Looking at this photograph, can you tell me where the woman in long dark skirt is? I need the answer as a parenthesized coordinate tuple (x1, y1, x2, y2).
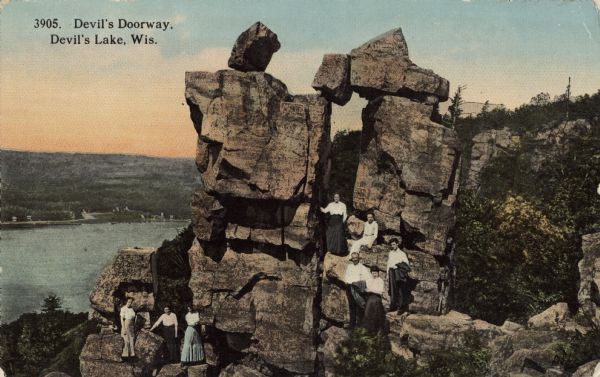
(363, 266, 386, 334)
(320, 193, 348, 255)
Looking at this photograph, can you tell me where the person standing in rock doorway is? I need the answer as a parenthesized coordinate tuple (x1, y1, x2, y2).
(343, 252, 371, 328)
(350, 212, 379, 253)
(181, 305, 204, 366)
(387, 238, 411, 313)
(150, 306, 179, 362)
(120, 297, 136, 362)
(362, 266, 386, 334)
(320, 193, 348, 255)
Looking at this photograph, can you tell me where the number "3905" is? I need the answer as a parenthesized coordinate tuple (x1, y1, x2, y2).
(34, 19, 59, 28)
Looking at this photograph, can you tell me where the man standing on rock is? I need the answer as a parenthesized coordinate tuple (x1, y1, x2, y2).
(120, 297, 136, 362)
(350, 213, 378, 253)
(320, 193, 348, 256)
(387, 238, 411, 313)
(150, 306, 179, 362)
(344, 252, 371, 328)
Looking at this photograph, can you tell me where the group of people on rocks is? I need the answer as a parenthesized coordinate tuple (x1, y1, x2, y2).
(119, 298, 205, 366)
(320, 194, 411, 333)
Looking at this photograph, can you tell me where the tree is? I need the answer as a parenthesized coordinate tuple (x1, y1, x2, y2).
(447, 85, 466, 128)
(529, 92, 551, 106)
(42, 294, 62, 313)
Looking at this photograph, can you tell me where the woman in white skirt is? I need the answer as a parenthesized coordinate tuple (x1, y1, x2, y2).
(181, 305, 204, 366)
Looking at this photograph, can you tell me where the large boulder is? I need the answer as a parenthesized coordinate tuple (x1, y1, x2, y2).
(228, 22, 280, 72)
(353, 96, 460, 256)
(312, 53, 352, 105)
(578, 232, 600, 326)
(89, 247, 156, 322)
(527, 303, 571, 331)
(349, 28, 448, 101)
(79, 330, 164, 377)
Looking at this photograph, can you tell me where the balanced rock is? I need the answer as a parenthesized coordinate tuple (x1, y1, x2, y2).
(578, 232, 600, 325)
(350, 28, 449, 100)
(312, 54, 352, 105)
(228, 22, 280, 72)
(353, 96, 460, 255)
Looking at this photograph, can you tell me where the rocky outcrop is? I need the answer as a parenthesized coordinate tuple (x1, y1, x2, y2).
(228, 22, 280, 72)
(79, 330, 164, 377)
(388, 310, 579, 377)
(530, 119, 592, 169)
(88, 247, 156, 327)
(464, 127, 516, 191)
(578, 232, 600, 326)
(312, 54, 352, 105)
(349, 28, 449, 101)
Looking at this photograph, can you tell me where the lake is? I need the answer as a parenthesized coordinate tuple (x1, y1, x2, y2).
(0, 222, 188, 323)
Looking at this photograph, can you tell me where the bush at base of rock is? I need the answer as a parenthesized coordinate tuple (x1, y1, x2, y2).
(332, 328, 491, 377)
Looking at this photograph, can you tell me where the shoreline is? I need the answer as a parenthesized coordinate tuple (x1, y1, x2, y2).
(1, 219, 190, 229)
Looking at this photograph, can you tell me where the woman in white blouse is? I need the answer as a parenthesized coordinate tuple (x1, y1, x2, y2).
(320, 193, 348, 255)
(350, 212, 378, 253)
(150, 306, 179, 362)
(181, 305, 204, 365)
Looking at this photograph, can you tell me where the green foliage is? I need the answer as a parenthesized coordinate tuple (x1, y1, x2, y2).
(423, 330, 491, 377)
(0, 294, 91, 377)
(328, 130, 361, 210)
(333, 328, 422, 377)
(446, 85, 466, 128)
(552, 323, 600, 372)
(452, 93, 600, 324)
(333, 328, 491, 377)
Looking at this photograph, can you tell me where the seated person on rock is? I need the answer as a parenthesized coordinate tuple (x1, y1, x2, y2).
(387, 237, 411, 314)
(320, 193, 348, 256)
(363, 266, 386, 334)
(343, 252, 371, 328)
(350, 212, 378, 253)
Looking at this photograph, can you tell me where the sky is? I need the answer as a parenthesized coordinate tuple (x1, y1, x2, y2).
(1, 0, 600, 157)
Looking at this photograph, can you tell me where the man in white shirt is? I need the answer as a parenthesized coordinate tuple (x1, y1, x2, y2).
(344, 252, 370, 328)
(120, 297, 136, 361)
(150, 306, 179, 362)
(320, 193, 348, 255)
(350, 213, 378, 253)
(387, 238, 411, 313)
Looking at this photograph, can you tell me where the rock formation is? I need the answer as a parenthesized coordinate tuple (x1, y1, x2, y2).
(228, 22, 281, 72)
(313, 27, 459, 329)
(185, 22, 329, 376)
(81, 24, 464, 377)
